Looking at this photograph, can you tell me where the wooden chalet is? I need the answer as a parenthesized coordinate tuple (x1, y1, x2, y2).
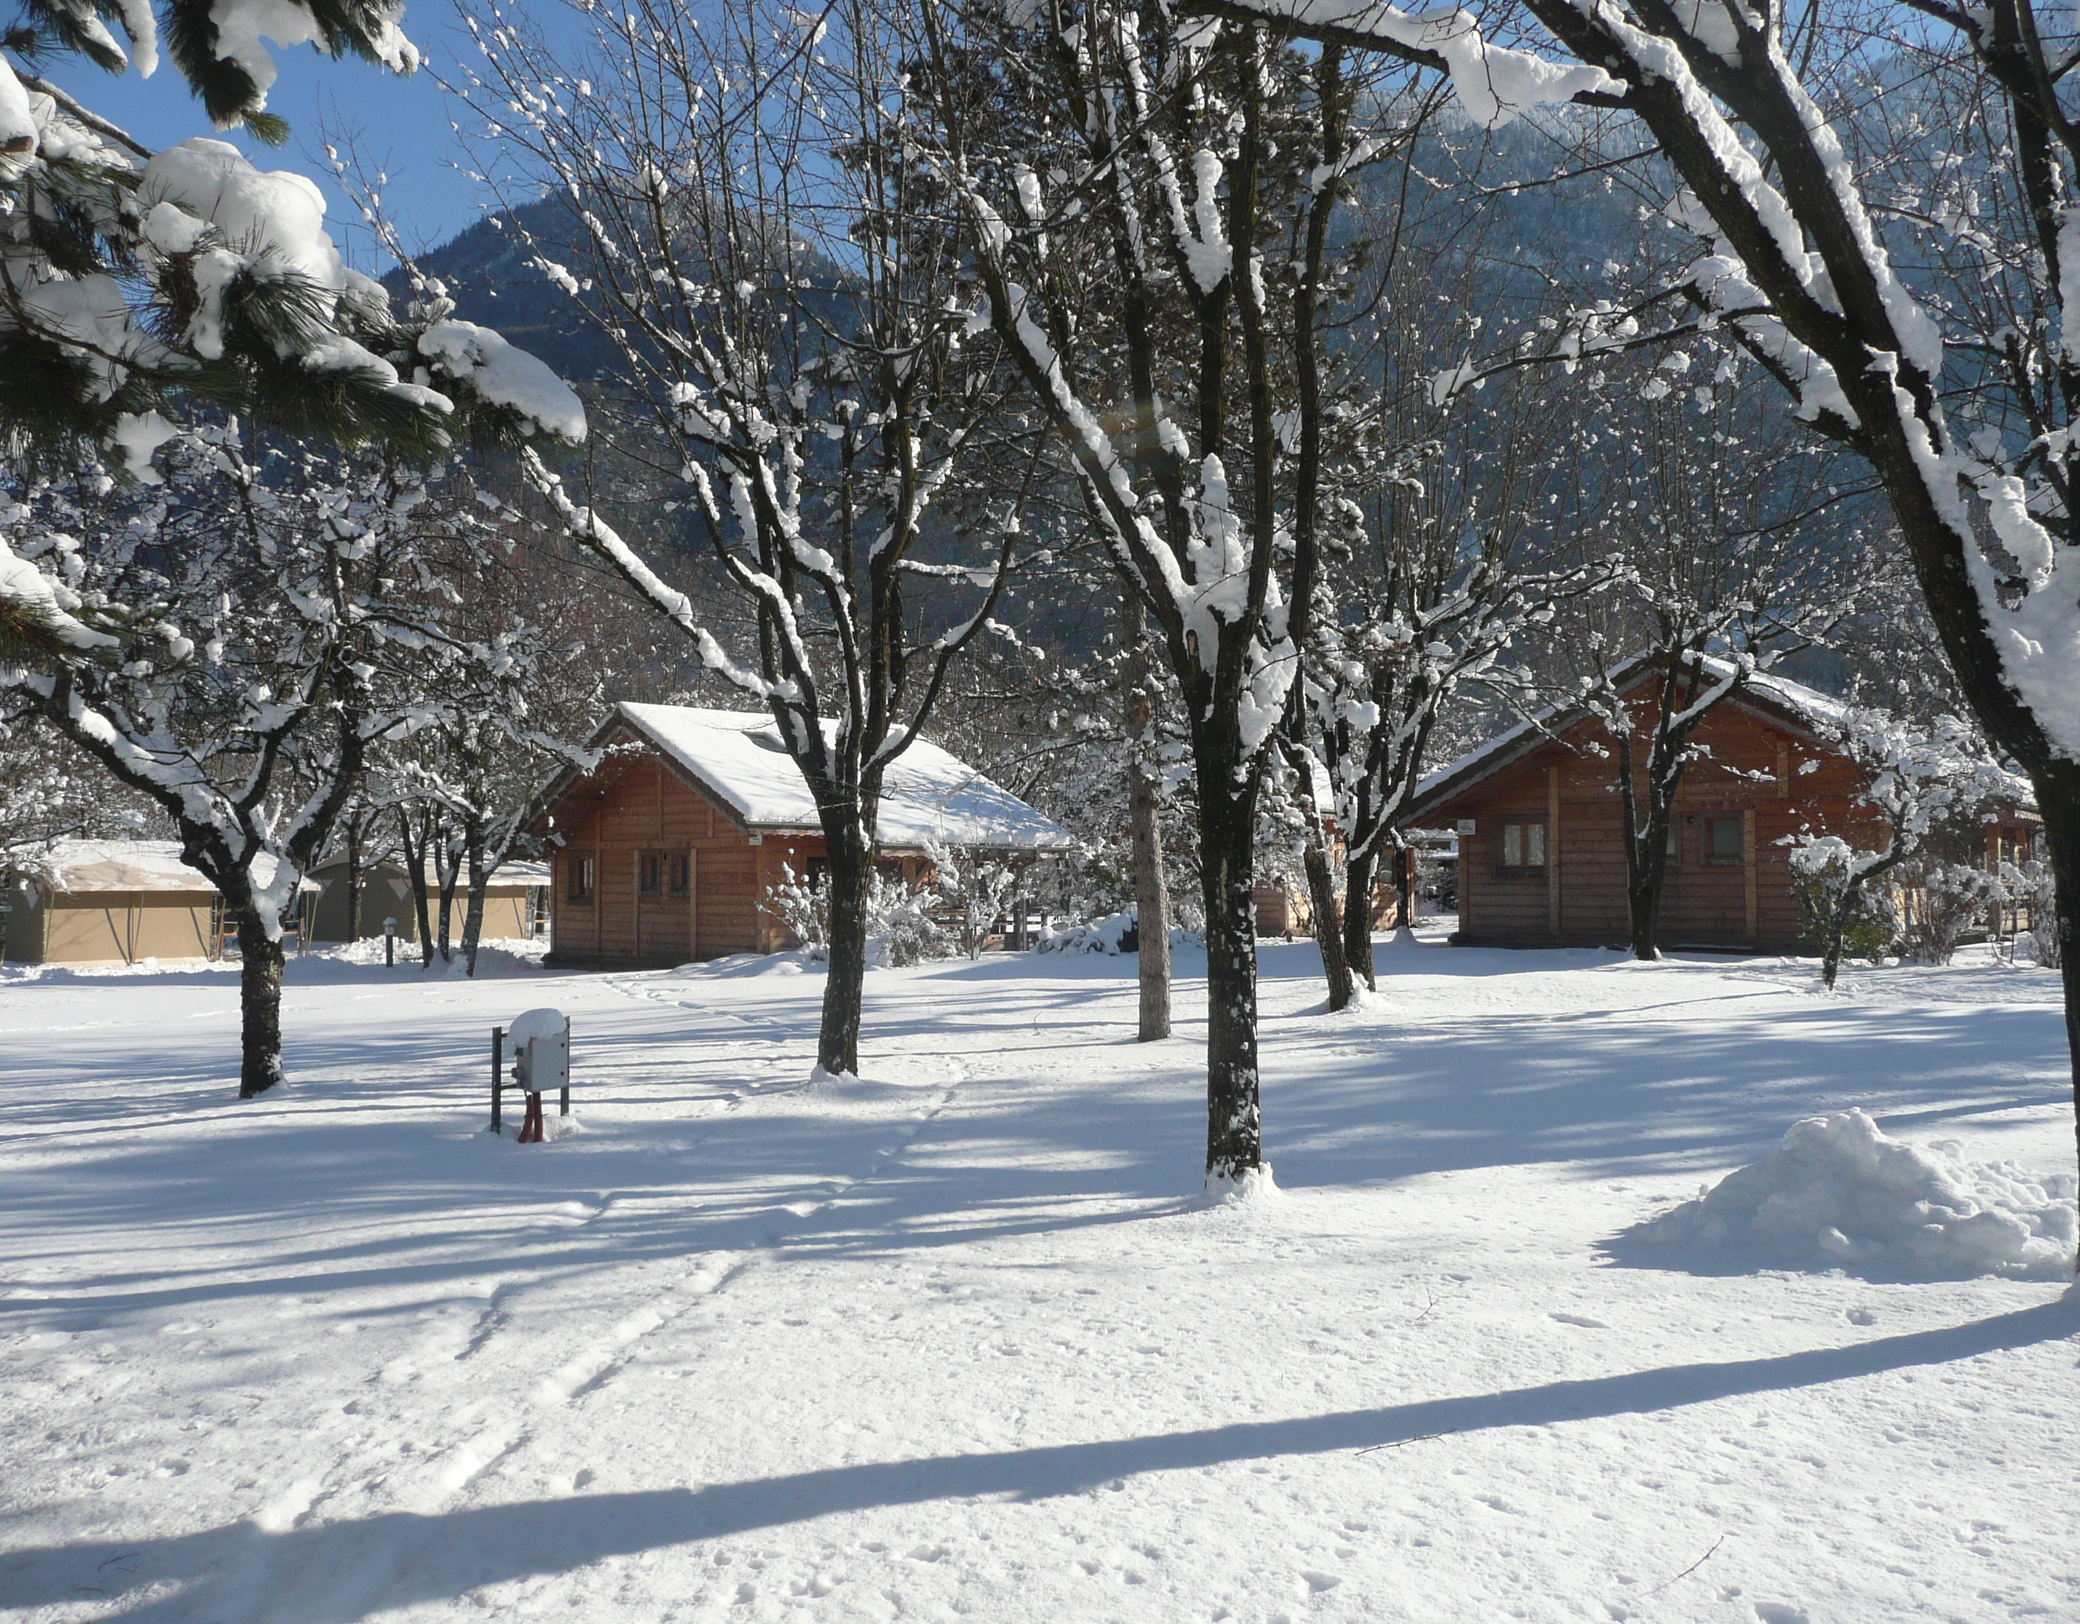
(1403, 660, 2039, 953)
(538, 704, 1075, 968)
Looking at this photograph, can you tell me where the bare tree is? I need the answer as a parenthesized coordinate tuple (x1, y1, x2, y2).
(5, 435, 538, 1092)
(1788, 707, 2017, 989)
(918, 6, 1427, 1186)
(458, 0, 1021, 1075)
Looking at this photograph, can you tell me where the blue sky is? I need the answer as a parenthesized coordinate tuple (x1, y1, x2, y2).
(68, 21, 506, 271)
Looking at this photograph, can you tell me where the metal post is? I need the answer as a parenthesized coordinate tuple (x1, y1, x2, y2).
(490, 1026, 504, 1134)
(385, 915, 396, 968)
(559, 1015, 571, 1117)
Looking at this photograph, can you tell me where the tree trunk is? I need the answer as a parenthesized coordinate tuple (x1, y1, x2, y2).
(398, 810, 436, 968)
(1627, 870, 1664, 963)
(1122, 589, 1171, 1041)
(234, 908, 286, 1098)
(1394, 843, 1417, 935)
(460, 825, 489, 978)
(1197, 755, 1263, 1183)
(2036, 769, 2080, 1196)
(1302, 837, 1351, 1009)
(1625, 809, 1672, 962)
(1821, 895, 1849, 991)
(434, 837, 461, 965)
(345, 820, 363, 941)
(819, 816, 871, 1076)
(1342, 846, 1377, 991)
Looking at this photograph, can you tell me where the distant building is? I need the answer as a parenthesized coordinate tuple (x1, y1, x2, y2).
(0, 840, 317, 966)
(536, 704, 1076, 968)
(303, 858, 550, 945)
(1402, 663, 2039, 953)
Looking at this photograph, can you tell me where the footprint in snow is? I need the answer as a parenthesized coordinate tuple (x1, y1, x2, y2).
(1301, 1571, 1342, 1593)
(1753, 1607, 1809, 1624)
(1550, 1312, 1609, 1329)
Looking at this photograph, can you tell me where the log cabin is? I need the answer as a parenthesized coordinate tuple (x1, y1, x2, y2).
(1403, 660, 2039, 953)
(537, 703, 1075, 968)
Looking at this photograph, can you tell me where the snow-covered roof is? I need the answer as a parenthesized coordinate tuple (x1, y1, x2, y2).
(610, 704, 1076, 853)
(7, 839, 320, 896)
(1405, 653, 1860, 825)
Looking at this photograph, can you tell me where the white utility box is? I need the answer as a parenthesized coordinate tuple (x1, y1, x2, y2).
(508, 1007, 570, 1096)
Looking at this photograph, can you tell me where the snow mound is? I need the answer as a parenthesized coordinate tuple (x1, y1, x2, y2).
(1034, 909, 1194, 956)
(1202, 1162, 1281, 1207)
(1639, 1110, 2077, 1280)
(1038, 907, 1136, 955)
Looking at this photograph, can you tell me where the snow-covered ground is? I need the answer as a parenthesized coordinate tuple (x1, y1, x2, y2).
(1, 930, 2075, 1623)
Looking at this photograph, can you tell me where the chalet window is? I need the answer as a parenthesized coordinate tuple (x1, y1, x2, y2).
(668, 853, 690, 895)
(1703, 815, 1744, 866)
(638, 851, 663, 896)
(1665, 821, 1680, 862)
(567, 851, 596, 904)
(1498, 818, 1547, 874)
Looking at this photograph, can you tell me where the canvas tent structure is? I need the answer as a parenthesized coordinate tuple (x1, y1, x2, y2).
(0, 840, 320, 966)
(538, 704, 1077, 968)
(304, 858, 551, 946)
(1403, 658, 2039, 953)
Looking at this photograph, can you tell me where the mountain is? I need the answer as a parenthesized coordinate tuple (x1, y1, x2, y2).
(383, 196, 623, 386)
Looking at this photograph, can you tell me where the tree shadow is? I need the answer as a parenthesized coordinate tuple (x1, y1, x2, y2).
(6, 1295, 2072, 1621)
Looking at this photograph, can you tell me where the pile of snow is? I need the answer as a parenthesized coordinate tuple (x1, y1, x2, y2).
(1638, 1109, 2077, 1280)
(1038, 907, 1136, 955)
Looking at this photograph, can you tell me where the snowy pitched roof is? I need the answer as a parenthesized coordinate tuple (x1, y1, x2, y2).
(7, 839, 320, 896)
(1404, 653, 1859, 826)
(608, 704, 1076, 853)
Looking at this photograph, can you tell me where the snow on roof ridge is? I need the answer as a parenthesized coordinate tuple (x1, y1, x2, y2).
(609, 701, 1076, 851)
(7, 838, 320, 895)
(1409, 652, 1854, 818)
(13, 838, 202, 887)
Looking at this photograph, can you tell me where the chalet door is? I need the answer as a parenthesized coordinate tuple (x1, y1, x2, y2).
(635, 849, 694, 962)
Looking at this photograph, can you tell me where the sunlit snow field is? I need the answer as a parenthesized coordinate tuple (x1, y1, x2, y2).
(1, 928, 2074, 1623)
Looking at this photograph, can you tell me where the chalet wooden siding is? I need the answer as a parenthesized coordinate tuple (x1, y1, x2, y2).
(1410, 674, 2030, 954)
(547, 745, 794, 967)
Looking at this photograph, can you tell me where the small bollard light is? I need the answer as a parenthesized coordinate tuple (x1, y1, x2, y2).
(384, 915, 397, 967)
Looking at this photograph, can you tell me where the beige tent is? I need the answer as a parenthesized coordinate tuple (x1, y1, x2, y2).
(1, 841, 318, 966)
(304, 857, 550, 945)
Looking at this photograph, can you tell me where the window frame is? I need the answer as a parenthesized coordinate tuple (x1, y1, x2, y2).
(1701, 814, 1745, 867)
(668, 852, 690, 896)
(1496, 816, 1549, 877)
(638, 850, 664, 897)
(566, 850, 596, 905)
